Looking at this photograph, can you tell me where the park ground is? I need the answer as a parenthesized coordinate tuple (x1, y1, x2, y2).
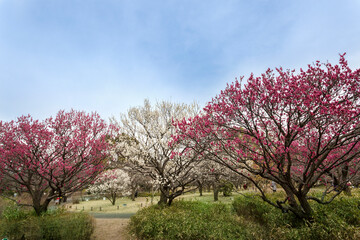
(65, 191, 242, 239)
(91, 218, 130, 240)
(2, 188, 359, 239)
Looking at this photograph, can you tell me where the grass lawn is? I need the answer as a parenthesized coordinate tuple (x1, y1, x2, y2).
(63, 187, 360, 215)
(64, 190, 247, 214)
(66, 195, 159, 214)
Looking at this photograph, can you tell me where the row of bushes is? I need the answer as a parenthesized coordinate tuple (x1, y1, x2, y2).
(0, 204, 94, 240)
(129, 193, 360, 240)
(129, 201, 249, 240)
(232, 194, 360, 240)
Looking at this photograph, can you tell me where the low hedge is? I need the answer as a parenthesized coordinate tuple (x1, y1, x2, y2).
(129, 201, 250, 240)
(232, 194, 360, 240)
(136, 192, 161, 197)
(130, 193, 360, 240)
(0, 205, 94, 240)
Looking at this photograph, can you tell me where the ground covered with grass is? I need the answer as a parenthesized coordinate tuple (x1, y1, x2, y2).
(67, 191, 237, 214)
(129, 191, 360, 240)
(67, 195, 161, 214)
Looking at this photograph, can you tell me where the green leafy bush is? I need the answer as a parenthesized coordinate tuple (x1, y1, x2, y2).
(0, 217, 41, 240)
(137, 192, 161, 197)
(130, 192, 360, 240)
(232, 194, 271, 225)
(39, 212, 94, 240)
(0, 206, 94, 240)
(129, 200, 250, 240)
(219, 181, 234, 197)
(312, 196, 360, 226)
(1, 202, 32, 221)
(233, 194, 360, 240)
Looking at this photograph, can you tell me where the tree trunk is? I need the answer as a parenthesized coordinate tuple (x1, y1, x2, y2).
(158, 187, 169, 205)
(297, 194, 314, 221)
(341, 165, 352, 196)
(213, 183, 219, 201)
(168, 197, 174, 206)
(33, 197, 52, 216)
(131, 189, 136, 201)
(109, 192, 116, 205)
(112, 194, 116, 205)
(198, 181, 203, 196)
(159, 192, 168, 205)
(283, 187, 314, 221)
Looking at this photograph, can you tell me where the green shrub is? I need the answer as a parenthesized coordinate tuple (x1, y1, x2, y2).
(219, 181, 234, 197)
(0, 198, 8, 216)
(137, 192, 161, 197)
(0, 216, 41, 240)
(130, 195, 360, 240)
(233, 193, 360, 240)
(39, 212, 94, 240)
(232, 194, 267, 224)
(1, 202, 32, 221)
(129, 201, 251, 240)
(313, 196, 360, 226)
(0, 206, 94, 240)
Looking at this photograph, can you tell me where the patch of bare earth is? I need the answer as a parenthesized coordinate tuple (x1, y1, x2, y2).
(91, 218, 132, 240)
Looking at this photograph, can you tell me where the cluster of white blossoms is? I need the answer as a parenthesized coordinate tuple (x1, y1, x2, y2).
(110, 100, 201, 204)
(88, 169, 131, 197)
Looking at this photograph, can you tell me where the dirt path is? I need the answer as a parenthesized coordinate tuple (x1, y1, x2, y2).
(91, 218, 132, 240)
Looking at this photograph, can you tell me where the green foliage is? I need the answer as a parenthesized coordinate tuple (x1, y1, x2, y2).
(129, 200, 251, 240)
(312, 196, 360, 226)
(0, 206, 94, 240)
(0, 217, 41, 240)
(232, 194, 360, 240)
(219, 181, 234, 197)
(130, 191, 360, 240)
(1, 202, 32, 221)
(233, 194, 274, 225)
(0, 198, 9, 216)
(39, 212, 94, 240)
(137, 192, 161, 197)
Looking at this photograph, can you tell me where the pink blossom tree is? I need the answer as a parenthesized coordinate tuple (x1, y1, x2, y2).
(0, 110, 115, 215)
(175, 55, 360, 220)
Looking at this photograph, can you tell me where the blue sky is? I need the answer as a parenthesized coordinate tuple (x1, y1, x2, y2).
(1, 0, 360, 121)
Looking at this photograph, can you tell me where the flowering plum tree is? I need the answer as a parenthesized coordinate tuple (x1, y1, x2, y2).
(104, 135, 153, 201)
(112, 99, 201, 205)
(0, 110, 115, 215)
(175, 55, 360, 219)
(88, 169, 131, 205)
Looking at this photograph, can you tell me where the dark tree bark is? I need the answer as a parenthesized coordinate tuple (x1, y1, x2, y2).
(213, 183, 219, 202)
(198, 180, 203, 196)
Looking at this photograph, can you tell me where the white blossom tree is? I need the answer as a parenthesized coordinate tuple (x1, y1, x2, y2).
(88, 169, 131, 205)
(111, 99, 201, 205)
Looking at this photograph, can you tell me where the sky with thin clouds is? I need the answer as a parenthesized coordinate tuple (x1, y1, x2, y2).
(0, 0, 360, 121)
